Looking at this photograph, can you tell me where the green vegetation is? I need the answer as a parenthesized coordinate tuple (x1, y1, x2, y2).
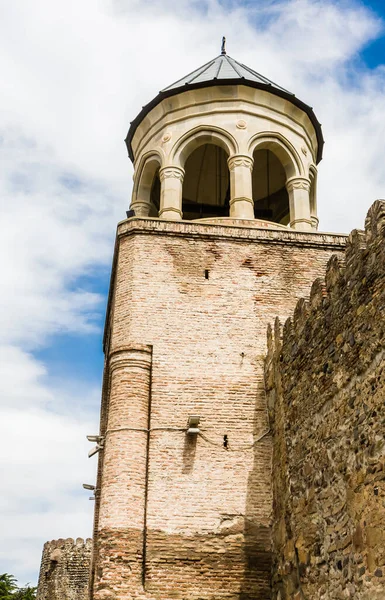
(0, 574, 36, 599)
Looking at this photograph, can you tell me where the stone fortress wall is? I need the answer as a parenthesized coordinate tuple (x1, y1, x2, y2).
(36, 537, 91, 600)
(265, 200, 385, 600)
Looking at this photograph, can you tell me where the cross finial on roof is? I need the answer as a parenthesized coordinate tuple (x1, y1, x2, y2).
(221, 36, 226, 55)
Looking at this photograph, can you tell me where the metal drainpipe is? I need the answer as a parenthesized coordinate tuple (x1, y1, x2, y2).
(142, 345, 154, 589)
(89, 351, 110, 600)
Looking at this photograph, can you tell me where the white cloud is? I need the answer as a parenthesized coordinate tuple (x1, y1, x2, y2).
(1, 0, 385, 586)
(0, 346, 99, 584)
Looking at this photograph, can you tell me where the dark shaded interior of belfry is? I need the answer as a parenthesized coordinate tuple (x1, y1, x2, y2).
(149, 143, 290, 224)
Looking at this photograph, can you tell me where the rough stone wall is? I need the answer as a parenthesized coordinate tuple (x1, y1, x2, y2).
(36, 537, 92, 600)
(91, 218, 346, 600)
(265, 200, 385, 600)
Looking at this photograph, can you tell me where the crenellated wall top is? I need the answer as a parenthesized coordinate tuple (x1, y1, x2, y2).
(265, 199, 385, 408)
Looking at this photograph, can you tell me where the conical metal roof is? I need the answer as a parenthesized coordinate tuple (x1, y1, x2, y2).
(162, 53, 293, 97)
(126, 48, 323, 164)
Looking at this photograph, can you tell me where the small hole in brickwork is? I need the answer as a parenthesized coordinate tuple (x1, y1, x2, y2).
(204, 269, 209, 279)
(337, 560, 343, 571)
(223, 435, 228, 449)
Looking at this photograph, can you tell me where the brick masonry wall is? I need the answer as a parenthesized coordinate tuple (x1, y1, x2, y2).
(265, 201, 385, 600)
(36, 537, 92, 600)
(92, 219, 346, 600)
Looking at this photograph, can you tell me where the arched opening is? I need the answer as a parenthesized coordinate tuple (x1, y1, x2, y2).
(182, 144, 230, 220)
(149, 169, 160, 217)
(309, 167, 318, 229)
(252, 149, 290, 225)
(132, 156, 161, 217)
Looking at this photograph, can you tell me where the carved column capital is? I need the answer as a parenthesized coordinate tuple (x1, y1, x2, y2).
(129, 201, 151, 217)
(227, 155, 254, 172)
(228, 155, 254, 219)
(286, 177, 311, 193)
(159, 166, 185, 182)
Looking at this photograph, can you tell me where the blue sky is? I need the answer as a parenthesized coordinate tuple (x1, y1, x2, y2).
(35, 270, 109, 384)
(1, 0, 385, 587)
(38, 0, 385, 436)
(361, 1, 385, 65)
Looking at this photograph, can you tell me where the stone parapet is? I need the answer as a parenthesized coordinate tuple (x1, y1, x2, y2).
(116, 216, 347, 247)
(265, 200, 385, 599)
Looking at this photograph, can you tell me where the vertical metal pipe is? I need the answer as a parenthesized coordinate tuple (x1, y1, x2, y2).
(142, 346, 153, 589)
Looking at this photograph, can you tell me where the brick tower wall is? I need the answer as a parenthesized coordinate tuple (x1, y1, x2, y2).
(92, 219, 347, 600)
(265, 201, 385, 600)
(36, 537, 91, 600)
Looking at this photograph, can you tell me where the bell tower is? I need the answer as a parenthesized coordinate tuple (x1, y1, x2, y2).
(90, 44, 346, 600)
(127, 39, 321, 230)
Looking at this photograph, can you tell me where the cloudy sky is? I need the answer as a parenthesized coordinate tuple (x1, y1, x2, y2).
(1, 0, 385, 586)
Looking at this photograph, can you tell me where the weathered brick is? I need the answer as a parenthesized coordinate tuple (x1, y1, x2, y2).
(90, 218, 345, 599)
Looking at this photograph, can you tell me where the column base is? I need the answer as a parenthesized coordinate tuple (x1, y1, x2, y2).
(230, 197, 255, 219)
(290, 218, 313, 231)
(158, 207, 183, 220)
(311, 215, 319, 230)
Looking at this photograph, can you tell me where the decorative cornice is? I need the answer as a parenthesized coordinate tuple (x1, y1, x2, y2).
(159, 166, 185, 182)
(228, 155, 254, 172)
(286, 177, 311, 193)
(126, 79, 324, 165)
(117, 218, 347, 247)
(134, 102, 315, 167)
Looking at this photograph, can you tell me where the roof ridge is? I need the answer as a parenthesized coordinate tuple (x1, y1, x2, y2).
(188, 59, 217, 85)
(236, 60, 293, 95)
(163, 53, 294, 97)
(214, 56, 224, 78)
(225, 55, 245, 79)
(162, 57, 219, 91)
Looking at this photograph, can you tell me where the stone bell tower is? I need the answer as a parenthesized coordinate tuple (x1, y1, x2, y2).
(89, 42, 347, 600)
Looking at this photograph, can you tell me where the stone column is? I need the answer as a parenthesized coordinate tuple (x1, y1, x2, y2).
(94, 345, 152, 600)
(228, 155, 255, 219)
(159, 166, 184, 220)
(286, 177, 312, 231)
(309, 172, 319, 230)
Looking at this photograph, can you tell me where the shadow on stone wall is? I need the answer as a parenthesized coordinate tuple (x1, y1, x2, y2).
(240, 377, 273, 600)
(182, 433, 198, 474)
